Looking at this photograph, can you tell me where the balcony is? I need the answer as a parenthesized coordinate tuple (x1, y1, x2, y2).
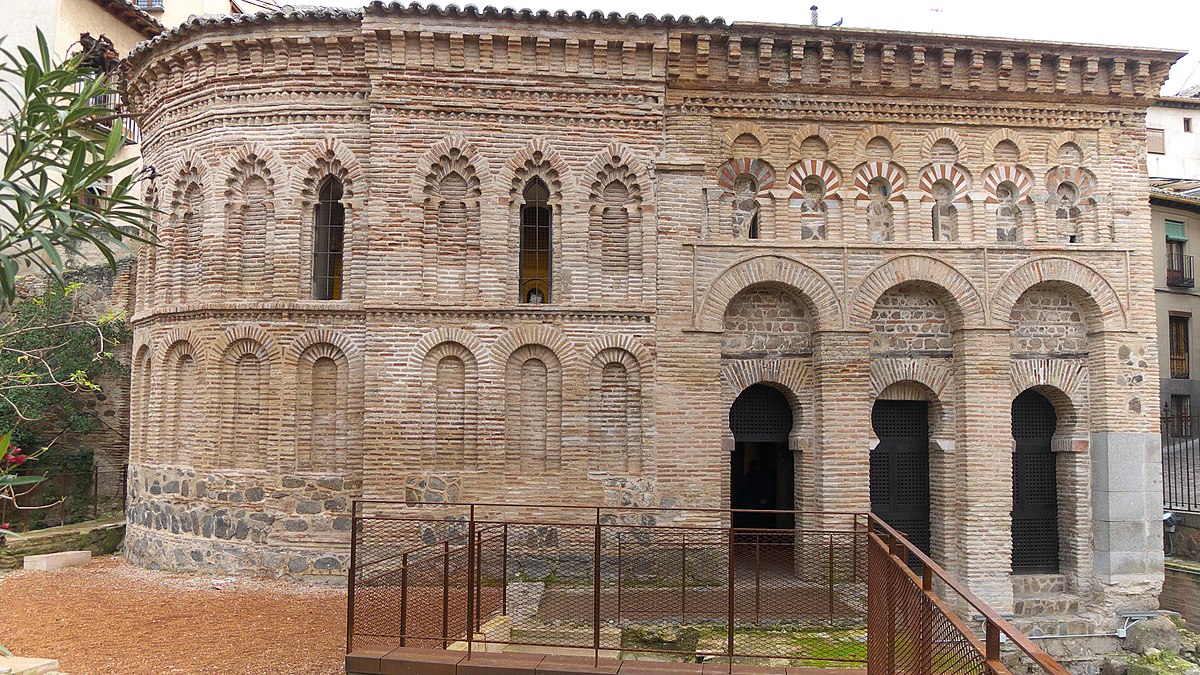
(1168, 251, 1195, 288)
(345, 501, 1069, 675)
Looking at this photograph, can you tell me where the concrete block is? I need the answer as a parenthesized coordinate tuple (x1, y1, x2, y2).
(23, 550, 91, 571)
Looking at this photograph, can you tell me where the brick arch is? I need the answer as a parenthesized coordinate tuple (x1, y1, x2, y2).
(169, 149, 213, 194)
(491, 324, 576, 369)
(213, 324, 281, 364)
(869, 361, 953, 401)
(723, 121, 769, 156)
(411, 327, 488, 370)
(1010, 375, 1087, 437)
(983, 128, 1031, 165)
(501, 138, 573, 202)
(789, 124, 833, 157)
(852, 161, 907, 201)
(721, 360, 813, 427)
(290, 329, 362, 364)
(850, 255, 985, 330)
(854, 124, 901, 159)
(918, 163, 972, 202)
(219, 143, 288, 201)
(580, 334, 652, 373)
(920, 127, 968, 164)
(1045, 131, 1096, 166)
(581, 142, 648, 204)
(992, 257, 1126, 331)
(294, 137, 365, 203)
(1045, 166, 1098, 200)
(872, 377, 954, 440)
(411, 134, 493, 204)
(696, 255, 841, 332)
(983, 165, 1035, 204)
(716, 158, 776, 196)
(787, 160, 842, 198)
(154, 328, 204, 362)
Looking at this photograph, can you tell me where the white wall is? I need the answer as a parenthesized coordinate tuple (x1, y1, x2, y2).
(1149, 104, 1200, 180)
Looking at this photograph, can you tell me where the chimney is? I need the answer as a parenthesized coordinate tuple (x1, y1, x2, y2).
(810, 5, 819, 27)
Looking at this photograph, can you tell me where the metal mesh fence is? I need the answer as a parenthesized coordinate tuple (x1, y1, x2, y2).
(347, 503, 1066, 674)
(867, 532, 993, 674)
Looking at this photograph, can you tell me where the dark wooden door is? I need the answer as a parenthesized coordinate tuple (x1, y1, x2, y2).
(1011, 390, 1059, 573)
(870, 400, 931, 555)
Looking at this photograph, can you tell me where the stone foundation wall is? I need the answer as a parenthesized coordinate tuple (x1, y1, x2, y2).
(123, 465, 356, 578)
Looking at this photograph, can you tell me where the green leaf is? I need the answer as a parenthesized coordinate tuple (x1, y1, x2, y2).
(0, 474, 45, 487)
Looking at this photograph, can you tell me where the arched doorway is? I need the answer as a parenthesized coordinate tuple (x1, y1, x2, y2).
(870, 400, 931, 555)
(729, 384, 794, 530)
(1011, 389, 1059, 574)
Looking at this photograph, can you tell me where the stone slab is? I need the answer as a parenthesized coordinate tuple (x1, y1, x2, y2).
(458, 652, 546, 674)
(345, 646, 393, 674)
(535, 655, 622, 674)
(23, 550, 91, 571)
(0, 656, 61, 675)
(380, 647, 464, 675)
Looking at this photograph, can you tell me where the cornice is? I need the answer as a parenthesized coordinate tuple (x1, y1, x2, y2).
(133, 303, 656, 326)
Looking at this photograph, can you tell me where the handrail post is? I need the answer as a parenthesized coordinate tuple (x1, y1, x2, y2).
(593, 507, 602, 667)
(727, 520, 735, 672)
(466, 505, 476, 658)
(827, 532, 835, 625)
(680, 531, 687, 625)
(399, 552, 408, 647)
(985, 618, 1002, 664)
(754, 531, 761, 623)
(442, 539, 450, 646)
(92, 465, 99, 520)
(502, 523, 509, 617)
(345, 500, 358, 654)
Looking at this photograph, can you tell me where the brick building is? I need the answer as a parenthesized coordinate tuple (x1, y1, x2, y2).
(123, 3, 1180, 633)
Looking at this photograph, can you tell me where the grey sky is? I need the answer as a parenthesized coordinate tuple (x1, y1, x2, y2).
(301, 0, 1200, 95)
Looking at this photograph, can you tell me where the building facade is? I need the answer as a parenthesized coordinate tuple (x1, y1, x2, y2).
(1150, 97, 1200, 418)
(124, 5, 1179, 633)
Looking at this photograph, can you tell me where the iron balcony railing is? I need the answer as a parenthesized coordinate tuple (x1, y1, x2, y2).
(1168, 251, 1195, 288)
(345, 500, 1069, 674)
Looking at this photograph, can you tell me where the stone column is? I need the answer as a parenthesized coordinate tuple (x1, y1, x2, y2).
(1089, 330, 1164, 595)
(953, 328, 1014, 613)
(812, 329, 872, 522)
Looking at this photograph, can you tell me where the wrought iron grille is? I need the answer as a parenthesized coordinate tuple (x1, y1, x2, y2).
(1011, 390, 1059, 573)
(1163, 409, 1200, 512)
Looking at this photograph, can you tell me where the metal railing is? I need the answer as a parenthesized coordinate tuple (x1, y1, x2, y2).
(0, 465, 127, 533)
(866, 514, 1068, 675)
(346, 501, 1067, 673)
(1164, 412, 1200, 512)
(1168, 252, 1195, 288)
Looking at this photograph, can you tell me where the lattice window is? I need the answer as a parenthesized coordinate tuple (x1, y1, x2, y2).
(519, 179, 552, 304)
(729, 384, 793, 442)
(313, 176, 346, 300)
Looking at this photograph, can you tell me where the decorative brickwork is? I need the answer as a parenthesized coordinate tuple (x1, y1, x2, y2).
(121, 5, 1179, 641)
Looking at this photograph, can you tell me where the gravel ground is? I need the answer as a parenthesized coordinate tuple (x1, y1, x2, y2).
(0, 555, 346, 674)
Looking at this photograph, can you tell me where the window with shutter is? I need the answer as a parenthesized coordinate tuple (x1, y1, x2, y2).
(1148, 128, 1166, 154)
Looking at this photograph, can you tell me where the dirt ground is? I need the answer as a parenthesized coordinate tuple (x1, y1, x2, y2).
(0, 555, 346, 674)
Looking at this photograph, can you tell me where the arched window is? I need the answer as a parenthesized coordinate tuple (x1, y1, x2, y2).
(519, 179, 552, 304)
(313, 177, 345, 300)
